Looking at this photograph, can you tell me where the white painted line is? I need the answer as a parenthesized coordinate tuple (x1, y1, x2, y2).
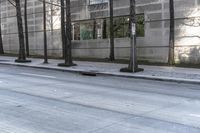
(190, 114, 200, 118)
(20, 73, 57, 79)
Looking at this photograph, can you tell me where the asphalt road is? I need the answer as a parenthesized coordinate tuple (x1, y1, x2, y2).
(0, 64, 200, 133)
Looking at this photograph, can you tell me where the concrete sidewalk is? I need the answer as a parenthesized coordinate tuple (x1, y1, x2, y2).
(0, 56, 200, 84)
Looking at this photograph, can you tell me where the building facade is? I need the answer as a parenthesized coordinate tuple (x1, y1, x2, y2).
(0, 0, 200, 64)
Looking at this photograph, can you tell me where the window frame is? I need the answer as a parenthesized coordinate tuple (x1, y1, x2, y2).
(89, 0, 109, 5)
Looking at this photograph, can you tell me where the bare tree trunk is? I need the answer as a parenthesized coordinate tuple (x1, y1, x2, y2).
(64, 0, 74, 65)
(109, 0, 115, 61)
(61, 0, 66, 58)
(0, 4, 4, 54)
(168, 0, 175, 65)
(58, 0, 75, 66)
(24, 0, 29, 56)
(15, 0, 30, 62)
(43, 0, 48, 63)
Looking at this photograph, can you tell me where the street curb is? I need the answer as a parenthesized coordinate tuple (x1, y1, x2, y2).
(0, 62, 200, 85)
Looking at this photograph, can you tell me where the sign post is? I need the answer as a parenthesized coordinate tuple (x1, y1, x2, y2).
(120, 0, 143, 72)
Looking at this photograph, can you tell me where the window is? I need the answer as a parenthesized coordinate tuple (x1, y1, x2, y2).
(106, 15, 145, 38)
(72, 14, 145, 40)
(136, 14, 145, 37)
(73, 23, 80, 40)
(80, 21, 95, 40)
(89, 0, 108, 5)
(113, 17, 129, 38)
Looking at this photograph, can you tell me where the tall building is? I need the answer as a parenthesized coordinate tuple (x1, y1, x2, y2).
(0, 0, 200, 65)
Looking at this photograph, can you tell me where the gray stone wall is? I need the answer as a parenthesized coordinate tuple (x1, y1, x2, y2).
(1, 0, 200, 64)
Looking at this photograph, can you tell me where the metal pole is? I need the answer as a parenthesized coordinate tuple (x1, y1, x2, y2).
(128, 0, 137, 72)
